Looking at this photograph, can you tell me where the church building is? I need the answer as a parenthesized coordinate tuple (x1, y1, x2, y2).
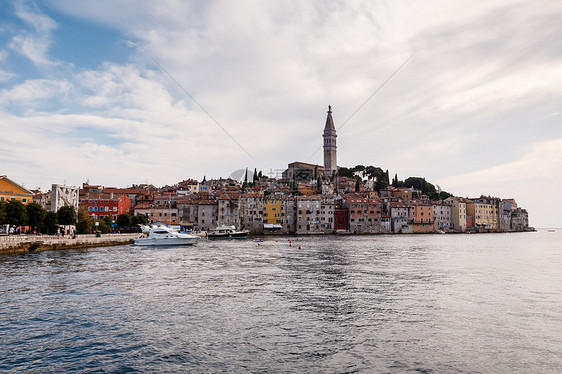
(282, 105, 338, 180)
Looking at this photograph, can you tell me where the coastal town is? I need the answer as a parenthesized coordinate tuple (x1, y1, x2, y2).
(1, 106, 529, 237)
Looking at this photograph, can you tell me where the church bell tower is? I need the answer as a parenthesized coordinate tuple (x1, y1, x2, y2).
(323, 105, 337, 177)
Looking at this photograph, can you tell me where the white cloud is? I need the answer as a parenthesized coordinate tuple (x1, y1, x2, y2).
(436, 138, 562, 227)
(0, 79, 72, 110)
(8, 0, 58, 66)
(1, 0, 561, 226)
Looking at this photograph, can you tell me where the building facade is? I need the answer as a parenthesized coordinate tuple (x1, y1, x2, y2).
(0, 176, 33, 204)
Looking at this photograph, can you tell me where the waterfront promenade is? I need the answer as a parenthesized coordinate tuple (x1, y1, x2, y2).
(0, 233, 142, 255)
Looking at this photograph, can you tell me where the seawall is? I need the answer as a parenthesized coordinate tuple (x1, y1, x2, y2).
(0, 234, 142, 255)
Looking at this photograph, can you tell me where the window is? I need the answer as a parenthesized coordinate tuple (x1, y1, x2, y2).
(22, 198, 27, 203)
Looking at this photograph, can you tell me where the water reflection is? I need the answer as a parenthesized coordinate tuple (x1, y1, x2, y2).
(1, 232, 561, 373)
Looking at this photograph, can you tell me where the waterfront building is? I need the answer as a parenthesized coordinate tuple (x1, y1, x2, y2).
(334, 203, 350, 232)
(0, 175, 33, 204)
(295, 196, 327, 234)
(197, 200, 218, 232)
(390, 203, 413, 233)
(445, 197, 467, 232)
(239, 193, 264, 235)
(499, 199, 514, 231)
(318, 197, 336, 232)
(263, 198, 282, 226)
(466, 197, 499, 230)
(345, 195, 385, 234)
(510, 208, 529, 231)
(433, 203, 452, 231)
(79, 192, 132, 220)
(262, 197, 284, 233)
(411, 202, 434, 233)
(380, 215, 392, 232)
(218, 193, 240, 228)
(175, 197, 199, 227)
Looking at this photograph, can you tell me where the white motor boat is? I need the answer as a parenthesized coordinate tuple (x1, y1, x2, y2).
(207, 225, 249, 239)
(134, 225, 198, 246)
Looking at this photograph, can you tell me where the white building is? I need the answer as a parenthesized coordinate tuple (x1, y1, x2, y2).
(51, 184, 79, 212)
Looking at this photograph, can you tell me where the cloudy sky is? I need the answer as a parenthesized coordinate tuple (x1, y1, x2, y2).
(1, 0, 561, 227)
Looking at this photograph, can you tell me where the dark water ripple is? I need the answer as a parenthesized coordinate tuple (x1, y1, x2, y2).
(1, 231, 561, 373)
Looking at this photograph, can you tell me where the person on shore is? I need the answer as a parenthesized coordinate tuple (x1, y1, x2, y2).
(9, 226, 14, 235)
(57, 227, 60, 238)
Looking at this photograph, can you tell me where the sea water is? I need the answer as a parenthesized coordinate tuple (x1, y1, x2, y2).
(1, 230, 561, 373)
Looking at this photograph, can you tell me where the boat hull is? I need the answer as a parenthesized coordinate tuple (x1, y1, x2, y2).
(208, 232, 248, 240)
(134, 237, 198, 246)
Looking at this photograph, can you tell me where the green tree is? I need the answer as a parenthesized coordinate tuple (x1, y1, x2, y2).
(404, 177, 437, 198)
(253, 168, 258, 185)
(0, 201, 7, 224)
(439, 191, 453, 200)
(353, 165, 366, 173)
(26, 202, 46, 230)
(94, 219, 109, 233)
(5, 200, 27, 226)
(76, 206, 92, 234)
(242, 168, 249, 189)
(43, 211, 58, 235)
(57, 206, 76, 226)
(355, 180, 360, 192)
(316, 177, 322, 194)
(117, 213, 132, 228)
(132, 215, 141, 225)
(337, 167, 354, 178)
(132, 214, 147, 225)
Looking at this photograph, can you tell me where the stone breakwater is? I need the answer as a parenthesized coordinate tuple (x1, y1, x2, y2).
(0, 234, 142, 255)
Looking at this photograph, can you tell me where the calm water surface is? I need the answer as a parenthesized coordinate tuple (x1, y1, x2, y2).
(1, 230, 561, 373)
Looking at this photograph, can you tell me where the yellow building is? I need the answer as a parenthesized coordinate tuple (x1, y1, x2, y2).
(466, 199, 498, 229)
(263, 199, 282, 225)
(0, 176, 33, 204)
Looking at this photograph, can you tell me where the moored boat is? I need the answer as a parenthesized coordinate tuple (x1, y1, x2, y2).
(134, 225, 199, 246)
(207, 225, 249, 239)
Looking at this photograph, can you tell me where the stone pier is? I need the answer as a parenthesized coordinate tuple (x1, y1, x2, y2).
(0, 234, 142, 255)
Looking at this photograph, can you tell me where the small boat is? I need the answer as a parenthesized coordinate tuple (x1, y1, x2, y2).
(134, 225, 198, 246)
(547, 229, 555, 232)
(436, 229, 446, 234)
(207, 225, 249, 239)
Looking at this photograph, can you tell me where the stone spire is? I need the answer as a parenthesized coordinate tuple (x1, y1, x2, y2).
(323, 105, 337, 177)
